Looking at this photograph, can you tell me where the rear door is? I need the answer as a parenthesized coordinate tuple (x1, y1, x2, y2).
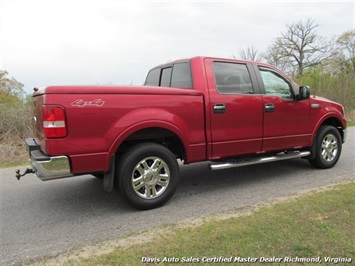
(254, 65, 311, 152)
(205, 59, 263, 159)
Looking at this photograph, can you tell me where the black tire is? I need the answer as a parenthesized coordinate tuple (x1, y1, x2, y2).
(115, 142, 179, 210)
(93, 174, 104, 179)
(308, 125, 342, 169)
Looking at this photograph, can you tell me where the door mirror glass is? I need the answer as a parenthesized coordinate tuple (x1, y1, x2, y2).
(298, 86, 310, 100)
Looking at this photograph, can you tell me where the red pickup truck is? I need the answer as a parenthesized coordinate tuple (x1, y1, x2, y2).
(18, 56, 347, 209)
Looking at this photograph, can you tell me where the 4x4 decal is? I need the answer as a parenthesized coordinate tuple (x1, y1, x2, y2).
(71, 99, 105, 107)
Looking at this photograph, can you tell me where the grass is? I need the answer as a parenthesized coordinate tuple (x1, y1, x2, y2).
(347, 120, 355, 127)
(0, 143, 29, 168)
(35, 182, 354, 266)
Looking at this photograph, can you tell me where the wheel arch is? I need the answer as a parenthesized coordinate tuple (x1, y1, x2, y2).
(307, 115, 345, 160)
(308, 124, 343, 169)
(312, 115, 346, 145)
(105, 122, 188, 170)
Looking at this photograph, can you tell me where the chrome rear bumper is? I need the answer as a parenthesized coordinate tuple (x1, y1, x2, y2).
(25, 138, 73, 181)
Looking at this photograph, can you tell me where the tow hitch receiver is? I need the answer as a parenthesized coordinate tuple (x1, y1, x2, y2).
(15, 168, 35, 180)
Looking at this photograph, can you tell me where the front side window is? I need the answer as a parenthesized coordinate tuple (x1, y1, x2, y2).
(259, 68, 293, 99)
(213, 62, 253, 94)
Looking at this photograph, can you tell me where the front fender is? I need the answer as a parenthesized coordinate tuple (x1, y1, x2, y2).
(310, 112, 347, 146)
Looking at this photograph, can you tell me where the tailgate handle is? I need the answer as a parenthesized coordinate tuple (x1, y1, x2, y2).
(214, 104, 226, 114)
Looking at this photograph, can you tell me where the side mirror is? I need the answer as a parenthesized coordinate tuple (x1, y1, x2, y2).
(298, 86, 310, 100)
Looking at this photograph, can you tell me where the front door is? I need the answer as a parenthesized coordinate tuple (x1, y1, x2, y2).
(257, 66, 311, 152)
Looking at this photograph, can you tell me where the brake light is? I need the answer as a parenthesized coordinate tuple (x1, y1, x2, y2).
(43, 106, 67, 138)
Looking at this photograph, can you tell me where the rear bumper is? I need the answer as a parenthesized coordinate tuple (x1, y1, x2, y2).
(26, 138, 73, 181)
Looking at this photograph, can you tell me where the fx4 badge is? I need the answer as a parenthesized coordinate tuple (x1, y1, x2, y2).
(71, 99, 105, 108)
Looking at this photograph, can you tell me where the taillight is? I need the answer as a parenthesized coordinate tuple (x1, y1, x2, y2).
(43, 106, 67, 138)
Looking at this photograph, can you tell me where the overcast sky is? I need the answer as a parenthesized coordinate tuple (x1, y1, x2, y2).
(1, 0, 354, 94)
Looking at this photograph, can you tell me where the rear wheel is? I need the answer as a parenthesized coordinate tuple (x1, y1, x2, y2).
(115, 142, 179, 210)
(308, 125, 342, 169)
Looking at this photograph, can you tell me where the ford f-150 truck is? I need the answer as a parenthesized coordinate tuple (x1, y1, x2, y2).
(17, 56, 347, 210)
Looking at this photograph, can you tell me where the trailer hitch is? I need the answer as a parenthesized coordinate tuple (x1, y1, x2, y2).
(15, 168, 34, 180)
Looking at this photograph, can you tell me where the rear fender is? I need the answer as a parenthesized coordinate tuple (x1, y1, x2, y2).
(105, 108, 191, 170)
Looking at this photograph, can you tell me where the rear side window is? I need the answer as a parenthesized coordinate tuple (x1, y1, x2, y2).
(171, 63, 193, 88)
(161, 67, 172, 87)
(144, 62, 193, 89)
(145, 68, 160, 86)
(213, 62, 253, 94)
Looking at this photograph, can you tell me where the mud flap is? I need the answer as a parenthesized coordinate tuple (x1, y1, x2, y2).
(103, 155, 115, 192)
(303, 137, 317, 160)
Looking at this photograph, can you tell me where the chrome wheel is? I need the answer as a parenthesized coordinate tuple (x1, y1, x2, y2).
(321, 134, 338, 162)
(131, 156, 170, 199)
(308, 125, 342, 169)
(116, 143, 180, 209)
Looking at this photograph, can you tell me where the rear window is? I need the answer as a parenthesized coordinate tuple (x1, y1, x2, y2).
(144, 62, 193, 89)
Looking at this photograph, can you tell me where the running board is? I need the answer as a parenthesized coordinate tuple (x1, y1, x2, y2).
(209, 151, 311, 171)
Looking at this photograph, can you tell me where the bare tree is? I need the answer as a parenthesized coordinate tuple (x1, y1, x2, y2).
(234, 45, 263, 62)
(262, 45, 293, 74)
(272, 18, 333, 78)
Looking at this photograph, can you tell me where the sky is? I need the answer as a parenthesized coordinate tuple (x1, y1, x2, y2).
(1, 0, 354, 94)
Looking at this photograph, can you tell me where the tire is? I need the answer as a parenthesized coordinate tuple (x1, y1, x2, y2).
(308, 125, 342, 169)
(115, 142, 180, 210)
(93, 174, 104, 179)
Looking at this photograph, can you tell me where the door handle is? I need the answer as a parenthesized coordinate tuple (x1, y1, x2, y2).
(214, 103, 226, 114)
(265, 103, 275, 113)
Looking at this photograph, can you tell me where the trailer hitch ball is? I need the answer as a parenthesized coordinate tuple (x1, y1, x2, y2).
(15, 168, 34, 180)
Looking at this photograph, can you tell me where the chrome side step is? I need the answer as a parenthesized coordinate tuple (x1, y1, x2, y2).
(209, 151, 311, 171)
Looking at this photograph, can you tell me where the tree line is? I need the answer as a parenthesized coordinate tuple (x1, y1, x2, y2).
(0, 70, 32, 165)
(237, 18, 354, 78)
(236, 18, 354, 116)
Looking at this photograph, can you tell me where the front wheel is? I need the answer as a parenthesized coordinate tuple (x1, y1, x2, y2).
(115, 143, 180, 210)
(308, 125, 342, 169)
